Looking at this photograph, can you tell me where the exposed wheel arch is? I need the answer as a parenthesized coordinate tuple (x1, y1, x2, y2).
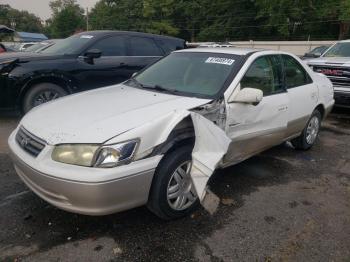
(315, 104, 326, 120)
(150, 116, 195, 157)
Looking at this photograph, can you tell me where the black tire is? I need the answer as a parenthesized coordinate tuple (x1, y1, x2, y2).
(22, 83, 68, 113)
(147, 145, 199, 220)
(291, 110, 322, 150)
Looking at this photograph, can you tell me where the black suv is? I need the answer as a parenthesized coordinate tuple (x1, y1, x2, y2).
(0, 31, 186, 113)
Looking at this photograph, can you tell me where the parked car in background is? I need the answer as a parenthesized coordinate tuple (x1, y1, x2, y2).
(302, 45, 330, 60)
(1, 42, 20, 52)
(18, 42, 37, 51)
(24, 40, 60, 53)
(307, 40, 350, 108)
(0, 31, 186, 113)
(198, 42, 235, 48)
(9, 48, 334, 219)
(0, 43, 6, 53)
(0, 43, 16, 53)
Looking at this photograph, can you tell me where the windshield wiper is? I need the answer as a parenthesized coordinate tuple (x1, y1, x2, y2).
(130, 78, 176, 93)
(144, 84, 168, 92)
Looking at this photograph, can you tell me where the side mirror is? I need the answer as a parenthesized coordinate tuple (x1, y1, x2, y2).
(304, 52, 321, 58)
(85, 49, 102, 59)
(132, 72, 137, 78)
(229, 87, 263, 105)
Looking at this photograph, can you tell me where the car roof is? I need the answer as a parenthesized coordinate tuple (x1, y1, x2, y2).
(176, 47, 262, 56)
(76, 30, 184, 42)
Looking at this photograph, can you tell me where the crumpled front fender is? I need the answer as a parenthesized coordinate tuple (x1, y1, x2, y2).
(107, 109, 231, 201)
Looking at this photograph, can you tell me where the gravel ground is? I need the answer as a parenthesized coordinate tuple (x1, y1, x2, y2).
(0, 109, 349, 262)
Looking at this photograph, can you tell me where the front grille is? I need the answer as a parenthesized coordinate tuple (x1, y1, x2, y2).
(15, 127, 46, 157)
(313, 66, 350, 88)
(334, 91, 350, 106)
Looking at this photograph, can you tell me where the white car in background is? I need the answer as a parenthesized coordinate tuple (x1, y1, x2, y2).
(9, 48, 334, 219)
(307, 40, 350, 108)
(18, 42, 37, 51)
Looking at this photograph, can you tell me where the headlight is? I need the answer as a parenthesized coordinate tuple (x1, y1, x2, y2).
(51, 140, 139, 168)
(52, 144, 99, 167)
(94, 140, 139, 168)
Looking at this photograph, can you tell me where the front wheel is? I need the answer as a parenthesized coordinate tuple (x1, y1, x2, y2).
(22, 83, 68, 113)
(291, 110, 322, 150)
(147, 145, 199, 220)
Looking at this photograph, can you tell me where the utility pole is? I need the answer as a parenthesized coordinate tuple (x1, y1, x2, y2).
(86, 7, 89, 31)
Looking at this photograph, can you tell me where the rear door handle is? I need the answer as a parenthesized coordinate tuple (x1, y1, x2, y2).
(278, 106, 288, 112)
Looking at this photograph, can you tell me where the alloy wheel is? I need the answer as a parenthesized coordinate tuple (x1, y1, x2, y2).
(167, 161, 198, 211)
(33, 90, 61, 107)
(306, 116, 320, 145)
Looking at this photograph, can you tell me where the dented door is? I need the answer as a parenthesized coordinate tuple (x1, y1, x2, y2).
(224, 94, 289, 166)
(223, 55, 289, 166)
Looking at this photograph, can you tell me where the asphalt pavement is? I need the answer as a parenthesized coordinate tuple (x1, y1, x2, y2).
(0, 109, 349, 261)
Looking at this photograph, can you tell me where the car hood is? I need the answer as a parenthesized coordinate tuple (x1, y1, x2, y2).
(20, 84, 211, 145)
(0, 52, 66, 63)
(307, 56, 350, 66)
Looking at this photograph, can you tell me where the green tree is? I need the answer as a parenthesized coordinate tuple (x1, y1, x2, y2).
(47, 0, 85, 38)
(317, 0, 350, 39)
(196, 0, 259, 41)
(254, 0, 349, 40)
(0, 4, 43, 33)
(89, 0, 143, 31)
(142, 0, 179, 35)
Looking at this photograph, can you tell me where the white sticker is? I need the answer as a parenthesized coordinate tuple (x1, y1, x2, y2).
(80, 35, 94, 39)
(205, 57, 235, 65)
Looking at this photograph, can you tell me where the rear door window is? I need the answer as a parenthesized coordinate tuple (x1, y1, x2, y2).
(282, 55, 312, 88)
(90, 36, 127, 56)
(128, 37, 164, 56)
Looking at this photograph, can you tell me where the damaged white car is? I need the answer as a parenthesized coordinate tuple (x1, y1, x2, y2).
(9, 48, 334, 219)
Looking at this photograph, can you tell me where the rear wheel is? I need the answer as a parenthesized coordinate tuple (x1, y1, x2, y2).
(291, 110, 322, 150)
(22, 83, 68, 113)
(147, 145, 199, 220)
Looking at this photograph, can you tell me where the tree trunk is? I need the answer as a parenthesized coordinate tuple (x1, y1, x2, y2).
(339, 21, 350, 40)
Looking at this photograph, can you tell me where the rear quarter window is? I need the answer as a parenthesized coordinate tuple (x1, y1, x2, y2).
(156, 39, 185, 54)
(128, 37, 164, 56)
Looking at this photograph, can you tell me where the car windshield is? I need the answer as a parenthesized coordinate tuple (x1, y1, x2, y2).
(323, 42, 350, 57)
(39, 34, 93, 55)
(132, 52, 241, 98)
(310, 46, 328, 55)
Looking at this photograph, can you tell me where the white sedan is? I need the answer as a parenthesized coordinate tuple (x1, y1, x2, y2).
(9, 48, 334, 219)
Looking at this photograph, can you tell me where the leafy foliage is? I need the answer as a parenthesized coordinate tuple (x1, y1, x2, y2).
(46, 0, 85, 38)
(88, 0, 350, 41)
(1, 0, 349, 41)
(0, 4, 43, 33)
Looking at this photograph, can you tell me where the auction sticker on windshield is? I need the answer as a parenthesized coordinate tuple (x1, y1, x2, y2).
(205, 57, 235, 65)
